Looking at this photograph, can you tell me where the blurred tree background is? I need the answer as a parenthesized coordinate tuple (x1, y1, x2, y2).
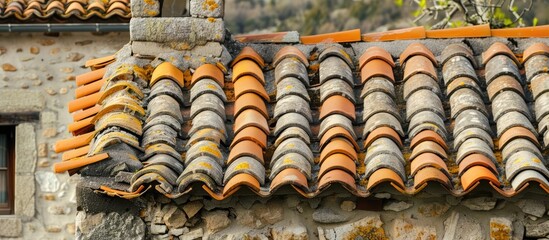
(224, 0, 549, 35)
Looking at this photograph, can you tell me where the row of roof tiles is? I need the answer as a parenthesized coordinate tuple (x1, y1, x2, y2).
(0, 0, 130, 21)
(235, 24, 549, 44)
(53, 40, 549, 199)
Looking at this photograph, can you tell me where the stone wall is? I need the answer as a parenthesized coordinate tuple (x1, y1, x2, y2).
(74, 190, 549, 240)
(0, 32, 128, 239)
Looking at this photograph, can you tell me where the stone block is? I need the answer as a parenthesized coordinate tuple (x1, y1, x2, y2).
(131, 0, 160, 17)
(190, 0, 224, 18)
(130, 17, 225, 44)
(14, 174, 35, 218)
(0, 217, 22, 237)
(15, 123, 36, 174)
(40, 111, 57, 126)
(0, 90, 44, 113)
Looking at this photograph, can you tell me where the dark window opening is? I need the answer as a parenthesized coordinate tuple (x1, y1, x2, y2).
(161, 0, 190, 17)
(0, 125, 15, 215)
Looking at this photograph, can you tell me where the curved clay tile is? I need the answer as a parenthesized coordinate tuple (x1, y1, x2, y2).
(406, 89, 444, 121)
(270, 168, 309, 192)
(270, 153, 312, 180)
(363, 126, 402, 149)
(234, 109, 269, 135)
(426, 24, 490, 39)
(90, 132, 142, 155)
(222, 173, 261, 196)
(106, 1, 127, 13)
(482, 42, 520, 66)
(409, 141, 447, 162)
(151, 62, 184, 87)
(364, 138, 405, 166)
(62, 145, 91, 161)
(98, 81, 144, 105)
(190, 94, 227, 120)
(449, 88, 488, 119)
(45, 1, 65, 13)
(68, 92, 101, 113)
(232, 59, 264, 84)
(274, 113, 312, 138)
(65, 2, 86, 15)
(410, 153, 448, 177)
(190, 79, 227, 103)
(319, 95, 355, 121)
(319, 138, 357, 163)
(143, 116, 181, 136)
(76, 67, 107, 86)
(410, 130, 447, 151)
(227, 140, 264, 165)
(317, 169, 357, 192)
(131, 165, 178, 187)
(502, 138, 543, 164)
(185, 141, 224, 167)
(231, 46, 265, 67)
(5, 1, 23, 15)
(145, 154, 184, 174)
(300, 29, 361, 45)
(496, 112, 537, 138)
(403, 74, 441, 101)
(364, 153, 405, 180)
(179, 156, 224, 185)
(319, 114, 356, 139)
(143, 143, 180, 162)
(177, 172, 218, 195)
(524, 55, 549, 81)
(274, 127, 310, 147)
(399, 43, 437, 66)
(75, 78, 105, 98)
(362, 113, 405, 138)
(191, 64, 225, 88)
(319, 126, 358, 151)
(446, 76, 481, 99)
(458, 153, 498, 177)
(270, 138, 314, 166)
(442, 56, 478, 86)
(318, 45, 354, 69)
(95, 97, 146, 122)
(319, 56, 354, 86)
(146, 95, 183, 123)
(53, 153, 109, 173)
(278, 77, 310, 101)
(72, 105, 101, 122)
(360, 59, 395, 83)
(234, 93, 267, 119)
(150, 79, 185, 105)
(366, 168, 405, 191)
(455, 138, 496, 165)
(142, 124, 178, 148)
(505, 151, 549, 181)
(94, 112, 142, 136)
(87, 1, 106, 12)
(460, 165, 501, 191)
(523, 42, 549, 63)
(453, 110, 492, 139)
(273, 46, 309, 67)
(187, 128, 227, 147)
(403, 55, 438, 81)
(413, 167, 451, 190)
(408, 111, 448, 140)
(510, 169, 549, 192)
(233, 75, 269, 101)
(362, 26, 426, 42)
(318, 153, 356, 179)
(223, 156, 266, 185)
(492, 91, 532, 122)
(536, 92, 549, 121)
(85, 55, 115, 69)
(188, 112, 226, 138)
(231, 126, 267, 150)
(274, 57, 309, 86)
(361, 77, 396, 99)
(359, 46, 395, 70)
(484, 55, 522, 86)
(68, 116, 93, 135)
(320, 79, 355, 103)
(362, 91, 401, 122)
(440, 43, 476, 68)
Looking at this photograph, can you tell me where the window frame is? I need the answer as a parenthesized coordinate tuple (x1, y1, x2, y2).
(0, 125, 15, 215)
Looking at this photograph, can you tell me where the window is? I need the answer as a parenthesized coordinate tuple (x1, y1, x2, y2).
(0, 126, 14, 215)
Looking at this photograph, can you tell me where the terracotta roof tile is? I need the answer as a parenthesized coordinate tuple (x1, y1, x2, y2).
(55, 37, 549, 199)
(0, 0, 130, 23)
